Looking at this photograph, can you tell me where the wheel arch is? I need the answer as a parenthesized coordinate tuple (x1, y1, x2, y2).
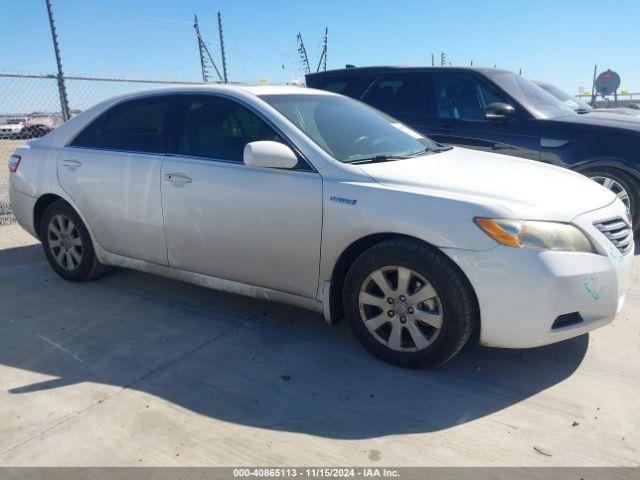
(33, 193, 65, 239)
(328, 233, 480, 339)
(572, 156, 640, 182)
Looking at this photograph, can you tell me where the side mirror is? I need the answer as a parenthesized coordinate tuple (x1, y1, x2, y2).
(485, 102, 516, 122)
(243, 141, 298, 169)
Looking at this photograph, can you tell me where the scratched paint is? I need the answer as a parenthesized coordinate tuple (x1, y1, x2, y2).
(608, 246, 624, 263)
(583, 276, 603, 301)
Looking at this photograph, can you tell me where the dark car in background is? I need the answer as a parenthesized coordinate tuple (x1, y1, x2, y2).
(307, 66, 640, 229)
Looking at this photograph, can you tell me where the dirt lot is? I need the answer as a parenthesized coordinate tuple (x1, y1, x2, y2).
(0, 223, 639, 466)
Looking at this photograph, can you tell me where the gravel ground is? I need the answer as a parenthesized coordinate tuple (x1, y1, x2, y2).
(0, 140, 21, 225)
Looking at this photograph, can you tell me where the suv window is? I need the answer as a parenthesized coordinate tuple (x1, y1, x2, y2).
(176, 95, 284, 162)
(70, 95, 171, 153)
(306, 74, 376, 98)
(433, 73, 506, 121)
(361, 73, 425, 118)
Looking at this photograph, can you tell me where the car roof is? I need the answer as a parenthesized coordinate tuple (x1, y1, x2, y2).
(306, 65, 514, 78)
(84, 84, 336, 108)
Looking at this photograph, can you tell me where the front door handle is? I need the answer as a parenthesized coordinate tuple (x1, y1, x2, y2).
(163, 173, 192, 184)
(62, 159, 82, 168)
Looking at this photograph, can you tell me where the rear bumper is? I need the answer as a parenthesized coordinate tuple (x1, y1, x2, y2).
(446, 200, 634, 349)
(9, 185, 37, 237)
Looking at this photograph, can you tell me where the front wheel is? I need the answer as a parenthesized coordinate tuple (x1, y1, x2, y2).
(343, 239, 477, 368)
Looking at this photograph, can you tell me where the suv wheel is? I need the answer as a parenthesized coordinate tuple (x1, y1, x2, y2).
(343, 238, 477, 368)
(585, 167, 639, 230)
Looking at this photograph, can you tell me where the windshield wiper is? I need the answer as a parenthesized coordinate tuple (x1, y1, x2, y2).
(348, 148, 432, 164)
(348, 145, 452, 164)
(349, 155, 403, 164)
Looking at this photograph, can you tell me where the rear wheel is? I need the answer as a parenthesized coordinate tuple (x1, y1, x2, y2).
(343, 238, 477, 368)
(41, 200, 106, 282)
(584, 167, 639, 230)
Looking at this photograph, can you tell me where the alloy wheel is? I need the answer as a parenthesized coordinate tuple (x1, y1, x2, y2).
(358, 265, 443, 352)
(47, 214, 83, 271)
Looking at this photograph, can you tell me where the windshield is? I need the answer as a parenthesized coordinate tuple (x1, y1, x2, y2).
(260, 94, 438, 163)
(534, 82, 592, 113)
(488, 72, 577, 119)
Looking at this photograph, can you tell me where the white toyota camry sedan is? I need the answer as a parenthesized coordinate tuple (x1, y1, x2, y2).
(8, 85, 634, 367)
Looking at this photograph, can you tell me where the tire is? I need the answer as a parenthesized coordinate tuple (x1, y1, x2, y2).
(41, 200, 107, 282)
(343, 238, 477, 368)
(583, 167, 640, 231)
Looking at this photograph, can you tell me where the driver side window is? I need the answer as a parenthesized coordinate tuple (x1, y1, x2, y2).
(433, 73, 506, 121)
(176, 95, 284, 162)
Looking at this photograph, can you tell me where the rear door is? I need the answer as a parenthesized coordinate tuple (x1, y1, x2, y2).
(422, 71, 540, 161)
(59, 94, 172, 265)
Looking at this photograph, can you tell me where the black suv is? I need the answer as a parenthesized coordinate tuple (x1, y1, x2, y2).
(307, 66, 640, 229)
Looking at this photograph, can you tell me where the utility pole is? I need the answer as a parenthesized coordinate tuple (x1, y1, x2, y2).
(316, 27, 328, 72)
(440, 52, 446, 66)
(194, 15, 209, 82)
(193, 14, 224, 82)
(45, 0, 70, 121)
(591, 65, 598, 107)
(217, 11, 228, 83)
(297, 33, 310, 75)
(431, 53, 434, 66)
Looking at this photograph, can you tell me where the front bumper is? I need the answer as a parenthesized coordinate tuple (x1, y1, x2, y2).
(446, 200, 634, 349)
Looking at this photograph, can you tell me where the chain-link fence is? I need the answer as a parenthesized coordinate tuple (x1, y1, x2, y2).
(0, 72, 208, 225)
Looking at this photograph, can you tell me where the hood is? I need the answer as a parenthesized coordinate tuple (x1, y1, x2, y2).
(357, 147, 617, 221)
(585, 109, 640, 119)
(549, 112, 640, 133)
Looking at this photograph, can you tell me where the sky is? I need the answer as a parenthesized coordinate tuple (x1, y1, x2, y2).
(2, 0, 639, 95)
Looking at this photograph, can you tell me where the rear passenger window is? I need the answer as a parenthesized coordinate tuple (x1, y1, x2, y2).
(70, 96, 171, 153)
(70, 115, 105, 148)
(102, 97, 170, 153)
(177, 95, 284, 162)
(361, 74, 426, 118)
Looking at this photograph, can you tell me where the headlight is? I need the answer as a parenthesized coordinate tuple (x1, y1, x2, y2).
(474, 218, 596, 253)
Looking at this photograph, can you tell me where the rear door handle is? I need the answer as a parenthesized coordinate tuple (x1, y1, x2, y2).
(62, 159, 82, 168)
(163, 173, 192, 184)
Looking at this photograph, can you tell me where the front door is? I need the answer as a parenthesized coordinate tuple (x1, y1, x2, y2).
(160, 94, 323, 298)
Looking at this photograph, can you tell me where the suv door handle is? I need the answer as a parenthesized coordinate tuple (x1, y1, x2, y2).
(439, 124, 453, 130)
(163, 173, 192, 184)
(62, 159, 82, 168)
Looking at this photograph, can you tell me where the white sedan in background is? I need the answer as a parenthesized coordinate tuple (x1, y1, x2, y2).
(8, 86, 634, 367)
